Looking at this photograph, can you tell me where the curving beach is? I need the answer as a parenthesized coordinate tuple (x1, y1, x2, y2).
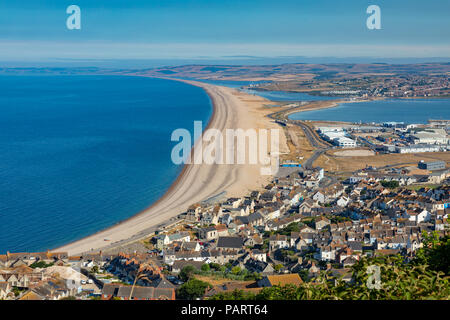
(55, 79, 287, 256)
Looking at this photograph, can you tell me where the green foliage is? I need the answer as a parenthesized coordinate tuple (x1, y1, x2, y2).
(209, 255, 450, 300)
(209, 263, 221, 271)
(201, 264, 210, 272)
(176, 279, 212, 300)
(275, 222, 301, 235)
(12, 287, 23, 297)
(380, 180, 399, 189)
(298, 269, 310, 282)
(231, 266, 241, 275)
(278, 249, 296, 262)
(29, 260, 54, 269)
(60, 296, 77, 300)
(327, 215, 352, 224)
(414, 232, 450, 275)
(179, 265, 196, 282)
(303, 217, 316, 228)
(273, 264, 283, 272)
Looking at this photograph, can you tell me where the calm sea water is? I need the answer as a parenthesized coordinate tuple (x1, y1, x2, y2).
(0, 75, 212, 253)
(289, 98, 450, 124)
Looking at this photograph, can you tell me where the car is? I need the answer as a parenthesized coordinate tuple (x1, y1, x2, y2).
(166, 276, 183, 285)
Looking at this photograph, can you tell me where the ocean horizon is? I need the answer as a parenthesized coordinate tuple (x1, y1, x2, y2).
(0, 75, 212, 254)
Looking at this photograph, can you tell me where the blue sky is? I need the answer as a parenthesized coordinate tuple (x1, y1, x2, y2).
(0, 0, 449, 62)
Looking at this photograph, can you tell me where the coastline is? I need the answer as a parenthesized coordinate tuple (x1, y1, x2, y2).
(54, 78, 287, 256)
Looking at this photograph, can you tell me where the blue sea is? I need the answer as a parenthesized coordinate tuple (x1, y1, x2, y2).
(0, 75, 212, 253)
(289, 98, 450, 124)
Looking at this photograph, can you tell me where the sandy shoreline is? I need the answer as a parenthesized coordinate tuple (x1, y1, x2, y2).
(54, 78, 287, 256)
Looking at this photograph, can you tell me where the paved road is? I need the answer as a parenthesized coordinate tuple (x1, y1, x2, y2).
(290, 121, 332, 170)
(268, 108, 332, 170)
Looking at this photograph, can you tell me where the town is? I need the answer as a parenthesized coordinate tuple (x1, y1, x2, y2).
(1, 152, 448, 299)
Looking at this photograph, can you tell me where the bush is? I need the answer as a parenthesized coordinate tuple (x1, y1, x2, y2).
(179, 265, 196, 282)
(29, 261, 54, 269)
(201, 264, 210, 272)
(231, 266, 241, 275)
(276, 222, 301, 235)
(274, 264, 284, 272)
(176, 279, 212, 300)
(414, 232, 450, 275)
(380, 180, 399, 189)
(209, 263, 221, 271)
(209, 255, 450, 300)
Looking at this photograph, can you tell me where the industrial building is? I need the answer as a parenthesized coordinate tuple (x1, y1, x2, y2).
(418, 160, 446, 171)
(411, 129, 448, 145)
(334, 137, 356, 148)
(317, 127, 356, 148)
(396, 144, 441, 154)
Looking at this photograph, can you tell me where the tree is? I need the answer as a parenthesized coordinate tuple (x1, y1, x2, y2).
(414, 232, 450, 275)
(380, 180, 399, 189)
(179, 265, 196, 282)
(231, 266, 241, 275)
(209, 263, 221, 271)
(176, 279, 212, 300)
(274, 264, 283, 272)
(209, 255, 450, 300)
(298, 269, 310, 282)
(201, 264, 210, 272)
(276, 222, 301, 235)
(29, 261, 53, 269)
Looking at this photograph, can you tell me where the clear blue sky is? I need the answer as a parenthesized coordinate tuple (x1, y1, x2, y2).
(0, 0, 448, 62)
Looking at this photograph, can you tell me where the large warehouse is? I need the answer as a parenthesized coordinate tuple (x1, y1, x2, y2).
(418, 160, 446, 171)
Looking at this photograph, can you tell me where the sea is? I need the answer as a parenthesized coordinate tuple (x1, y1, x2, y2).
(289, 98, 450, 124)
(0, 75, 212, 253)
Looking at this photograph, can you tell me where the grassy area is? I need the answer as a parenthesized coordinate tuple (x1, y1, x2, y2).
(405, 184, 441, 190)
(316, 151, 450, 173)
